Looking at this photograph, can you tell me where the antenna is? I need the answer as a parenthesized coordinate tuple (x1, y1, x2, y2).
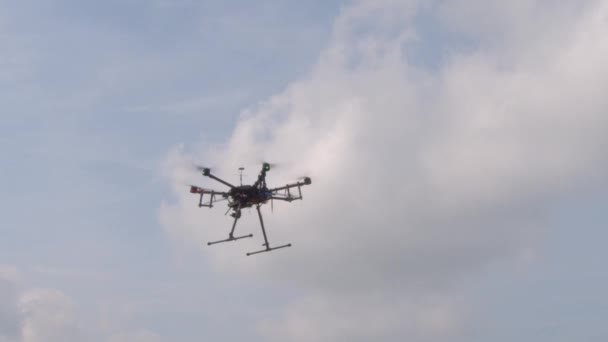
(238, 167, 245, 186)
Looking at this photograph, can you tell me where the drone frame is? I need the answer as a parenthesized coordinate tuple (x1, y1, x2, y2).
(190, 165, 310, 256)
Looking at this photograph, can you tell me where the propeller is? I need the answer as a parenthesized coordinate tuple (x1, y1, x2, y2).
(259, 160, 289, 171)
(289, 176, 312, 185)
(193, 163, 213, 176)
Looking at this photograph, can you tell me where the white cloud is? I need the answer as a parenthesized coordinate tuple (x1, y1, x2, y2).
(257, 294, 465, 342)
(0, 267, 162, 342)
(18, 289, 79, 342)
(161, 0, 608, 340)
(0, 268, 78, 342)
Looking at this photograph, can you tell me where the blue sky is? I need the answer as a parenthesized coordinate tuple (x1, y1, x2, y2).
(2, 1, 345, 340)
(2, 1, 608, 341)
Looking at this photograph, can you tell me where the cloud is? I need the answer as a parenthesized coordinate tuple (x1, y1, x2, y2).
(0, 268, 78, 342)
(18, 289, 79, 342)
(257, 294, 465, 342)
(161, 0, 608, 340)
(0, 267, 162, 342)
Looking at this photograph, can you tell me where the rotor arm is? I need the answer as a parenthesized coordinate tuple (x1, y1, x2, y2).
(253, 163, 274, 188)
(189, 186, 229, 196)
(189, 186, 230, 208)
(252, 169, 267, 188)
(268, 177, 312, 193)
(268, 177, 312, 202)
(269, 196, 294, 202)
(204, 173, 237, 189)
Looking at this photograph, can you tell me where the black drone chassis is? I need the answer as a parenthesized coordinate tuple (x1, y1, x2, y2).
(190, 163, 311, 256)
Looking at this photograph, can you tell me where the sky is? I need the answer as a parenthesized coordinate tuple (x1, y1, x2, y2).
(2, 0, 608, 341)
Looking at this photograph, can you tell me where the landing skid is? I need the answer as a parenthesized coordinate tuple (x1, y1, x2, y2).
(207, 205, 253, 246)
(245, 205, 291, 256)
(246, 243, 291, 256)
(208, 234, 253, 246)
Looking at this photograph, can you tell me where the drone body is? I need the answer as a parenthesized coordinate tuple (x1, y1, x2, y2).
(190, 162, 311, 256)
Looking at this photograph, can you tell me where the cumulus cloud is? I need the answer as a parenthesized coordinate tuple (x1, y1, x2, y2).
(161, 0, 608, 340)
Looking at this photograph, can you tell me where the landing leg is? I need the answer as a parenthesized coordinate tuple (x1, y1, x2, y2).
(207, 206, 253, 245)
(228, 209, 241, 238)
(246, 205, 291, 256)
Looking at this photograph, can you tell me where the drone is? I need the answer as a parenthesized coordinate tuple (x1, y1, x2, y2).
(189, 162, 312, 256)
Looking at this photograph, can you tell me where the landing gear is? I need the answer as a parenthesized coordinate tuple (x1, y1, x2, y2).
(246, 205, 291, 256)
(207, 205, 253, 246)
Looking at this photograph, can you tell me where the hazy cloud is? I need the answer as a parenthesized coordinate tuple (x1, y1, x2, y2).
(0, 268, 78, 342)
(19, 289, 79, 342)
(0, 267, 163, 342)
(161, 0, 608, 340)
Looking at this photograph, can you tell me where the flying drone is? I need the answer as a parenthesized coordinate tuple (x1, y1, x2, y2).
(189, 162, 312, 256)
